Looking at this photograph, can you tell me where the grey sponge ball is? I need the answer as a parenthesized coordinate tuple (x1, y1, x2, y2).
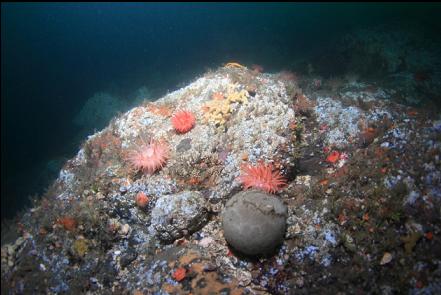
(222, 190, 288, 256)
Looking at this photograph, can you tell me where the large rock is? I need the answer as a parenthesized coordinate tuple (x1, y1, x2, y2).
(222, 190, 288, 255)
(73, 92, 127, 131)
(150, 191, 209, 243)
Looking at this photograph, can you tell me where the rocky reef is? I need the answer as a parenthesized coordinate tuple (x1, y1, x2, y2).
(2, 64, 440, 294)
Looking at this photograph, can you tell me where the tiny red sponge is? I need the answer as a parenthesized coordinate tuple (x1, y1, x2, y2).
(135, 191, 149, 208)
(326, 150, 340, 163)
(171, 110, 196, 133)
(172, 267, 187, 282)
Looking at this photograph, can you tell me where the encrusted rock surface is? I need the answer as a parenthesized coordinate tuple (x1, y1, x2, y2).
(1, 58, 440, 294)
(149, 191, 209, 242)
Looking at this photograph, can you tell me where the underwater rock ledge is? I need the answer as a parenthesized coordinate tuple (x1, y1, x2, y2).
(2, 64, 441, 294)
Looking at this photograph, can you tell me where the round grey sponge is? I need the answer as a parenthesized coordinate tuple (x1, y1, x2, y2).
(222, 190, 288, 256)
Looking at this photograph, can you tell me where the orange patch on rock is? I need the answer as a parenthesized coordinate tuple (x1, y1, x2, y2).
(289, 121, 297, 130)
(172, 267, 187, 282)
(179, 250, 200, 265)
(326, 151, 340, 163)
(338, 213, 348, 225)
(135, 192, 149, 208)
(359, 127, 377, 146)
(57, 217, 77, 231)
(425, 232, 433, 240)
(147, 103, 172, 117)
(362, 213, 369, 222)
(187, 177, 202, 186)
(318, 179, 329, 186)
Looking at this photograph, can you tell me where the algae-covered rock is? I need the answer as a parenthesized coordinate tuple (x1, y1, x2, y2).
(150, 191, 209, 243)
(222, 190, 288, 255)
(72, 238, 89, 257)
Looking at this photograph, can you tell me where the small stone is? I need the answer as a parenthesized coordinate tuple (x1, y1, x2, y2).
(72, 239, 89, 257)
(120, 249, 137, 268)
(176, 138, 192, 153)
(295, 276, 304, 288)
(198, 237, 214, 248)
(380, 252, 393, 265)
(7, 245, 14, 256)
(203, 263, 217, 272)
(150, 191, 209, 243)
(209, 202, 222, 213)
(119, 224, 130, 236)
(237, 269, 252, 286)
(15, 237, 24, 246)
(342, 233, 356, 252)
(401, 232, 422, 255)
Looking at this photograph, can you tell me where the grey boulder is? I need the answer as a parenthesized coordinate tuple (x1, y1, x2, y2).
(222, 190, 288, 255)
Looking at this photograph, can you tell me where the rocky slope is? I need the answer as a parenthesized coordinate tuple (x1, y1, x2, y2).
(2, 64, 440, 294)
